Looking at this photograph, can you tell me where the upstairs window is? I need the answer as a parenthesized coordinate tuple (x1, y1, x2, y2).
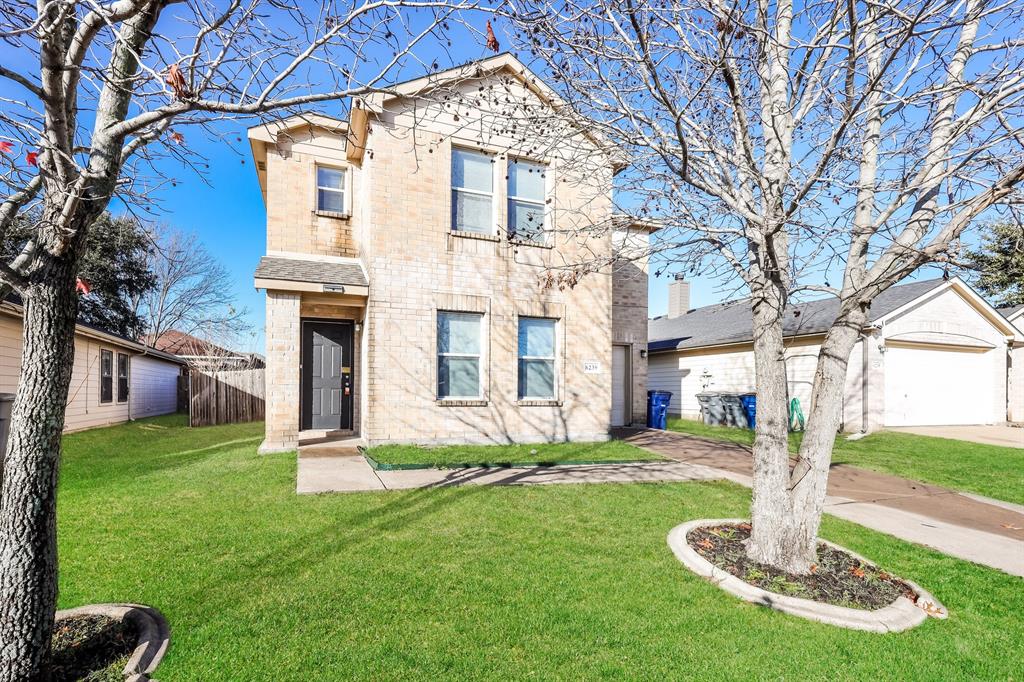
(316, 165, 347, 214)
(437, 311, 483, 399)
(518, 317, 556, 399)
(99, 349, 113, 404)
(508, 160, 546, 243)
(116, 353, 129, 403)
(451, 149, 493, 234)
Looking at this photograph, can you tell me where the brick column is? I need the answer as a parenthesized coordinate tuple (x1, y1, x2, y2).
(259, 291, 301, 453)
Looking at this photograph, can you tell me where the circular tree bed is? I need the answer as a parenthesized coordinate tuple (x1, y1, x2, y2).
(47, 614, 137, 681)
(668, 519, 947, 632)
(47, 604, 170, 681)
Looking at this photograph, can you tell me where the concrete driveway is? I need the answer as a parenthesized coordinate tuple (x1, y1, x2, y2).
(888, 425, 1024, 449)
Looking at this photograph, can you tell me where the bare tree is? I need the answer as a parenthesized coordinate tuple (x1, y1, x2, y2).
(134, 228, 248, 342)
(0, 1, 494, 676)
(509, 0, 1024, 572)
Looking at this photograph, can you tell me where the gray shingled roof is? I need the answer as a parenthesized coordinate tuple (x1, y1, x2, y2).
(999, 303, 1024, 319)
(254, 256, 368, 287)
(649, 278, 947, 352)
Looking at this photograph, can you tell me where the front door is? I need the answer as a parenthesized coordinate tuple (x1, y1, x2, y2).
(301, 321, 354, 430)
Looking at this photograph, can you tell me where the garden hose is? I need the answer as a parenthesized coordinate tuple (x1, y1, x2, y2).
(789, 398, 805, 432)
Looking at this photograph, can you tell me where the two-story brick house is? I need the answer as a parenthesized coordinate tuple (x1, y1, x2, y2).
(248, 54, 652, 452)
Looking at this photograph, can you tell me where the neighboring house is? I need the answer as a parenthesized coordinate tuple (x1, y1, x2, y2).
(144, 329, 265, 370)
(248, 54, 651, 451)
(999, 304, 1024, 423)
(648, 276, 1022, 431)
(0, 299, 185, 432)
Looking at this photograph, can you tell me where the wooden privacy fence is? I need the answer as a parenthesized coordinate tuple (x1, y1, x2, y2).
(189, 368, 265, 427)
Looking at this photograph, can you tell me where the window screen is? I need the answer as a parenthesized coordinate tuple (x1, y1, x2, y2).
(100, 349, 113, 404)
(437, 311, 483, 399)
(451, 149, 493, 234)
(518, 317, 556, 399)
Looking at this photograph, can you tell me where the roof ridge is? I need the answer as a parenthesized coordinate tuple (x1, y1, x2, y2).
(659, 277, 949, 320)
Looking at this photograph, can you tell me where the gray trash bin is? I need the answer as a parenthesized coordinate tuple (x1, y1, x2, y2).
(0, 393, 14, 487)
(696, 392, 726, 426)
(720, 393, 749, 428)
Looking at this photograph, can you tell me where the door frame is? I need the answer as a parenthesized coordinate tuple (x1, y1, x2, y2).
(611, 343, 632, 427)
(299, 318, 355, 431)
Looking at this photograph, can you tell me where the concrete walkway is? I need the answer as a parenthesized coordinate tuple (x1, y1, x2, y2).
(619, 429, 1024, 577)
(296, 450, 723, 494)
(888, 425, 1024, 449)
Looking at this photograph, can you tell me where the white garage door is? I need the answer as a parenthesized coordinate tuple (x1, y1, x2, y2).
(611, 345, 630, 427)
(884, 345, 993, 426)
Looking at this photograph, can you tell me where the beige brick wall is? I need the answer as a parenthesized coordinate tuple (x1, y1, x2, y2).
(612, 230, 651, 425)
(265, 125, 360, 258)
(355, 78, 615, 445)
(260, 291, 301, 453)
(259, 69, 624, 447)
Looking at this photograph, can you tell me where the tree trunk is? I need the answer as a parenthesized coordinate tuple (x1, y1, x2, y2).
(785, 311, 866, 565)
(0, 253, 80, 681)
(746, 299, 866, 574)
(745, 281, 807, 570)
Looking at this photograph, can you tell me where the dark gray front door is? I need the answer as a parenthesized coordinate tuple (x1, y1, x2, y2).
(301, 321, 354, 430)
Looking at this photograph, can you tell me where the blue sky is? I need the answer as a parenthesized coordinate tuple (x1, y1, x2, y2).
(1, 12, 976, 353)
(151, 129, 270, 352)
(137, 24, 963, 352)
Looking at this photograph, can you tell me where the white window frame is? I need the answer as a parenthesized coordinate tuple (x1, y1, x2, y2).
(507, 158, 548, 244)
(314, 163, 350, 217)
(451, 147, 495, 235)
(517, 317, 558, 400)
(437, 311, 484, 400)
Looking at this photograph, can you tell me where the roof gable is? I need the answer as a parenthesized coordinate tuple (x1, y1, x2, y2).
(874, 277, 1021, 339)
(358, 54, 624, 170)
(362, 53, 563, 112)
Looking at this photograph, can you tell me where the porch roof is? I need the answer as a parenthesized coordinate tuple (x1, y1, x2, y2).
(254, 256, 368, 288)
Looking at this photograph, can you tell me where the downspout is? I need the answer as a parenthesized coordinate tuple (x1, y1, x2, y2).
(861, 331, 869, 433)
(848, 324, 880, 440)
(1006, 338, 1015, 423)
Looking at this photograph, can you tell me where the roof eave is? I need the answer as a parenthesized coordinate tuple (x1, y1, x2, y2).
(0, 301, 185, 364)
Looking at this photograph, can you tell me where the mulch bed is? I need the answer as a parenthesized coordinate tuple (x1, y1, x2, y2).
(44, 614, 136, 681)
(687, 523, 918, 610)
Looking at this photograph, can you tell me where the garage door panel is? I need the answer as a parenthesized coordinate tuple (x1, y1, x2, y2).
(884, 346, 992, 426)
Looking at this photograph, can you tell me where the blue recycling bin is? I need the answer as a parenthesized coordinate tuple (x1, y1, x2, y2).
(740, 393, 756, 430)
(646, 390, 672, 430)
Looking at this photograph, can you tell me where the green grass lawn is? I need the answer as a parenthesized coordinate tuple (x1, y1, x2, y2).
(366, 439, 661, 468)
(56, 415, 1022, 679)
(667, 417, 1024, 505)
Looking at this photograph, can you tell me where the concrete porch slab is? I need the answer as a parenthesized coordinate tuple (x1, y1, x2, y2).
(296, 455, 382, 494)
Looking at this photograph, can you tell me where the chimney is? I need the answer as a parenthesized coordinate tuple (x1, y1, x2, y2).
(668, 274, 690, 318)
